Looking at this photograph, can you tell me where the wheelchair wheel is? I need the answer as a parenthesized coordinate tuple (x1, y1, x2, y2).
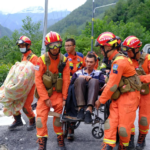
(92, 126, 104, 139)
(74, 121, 81, 129)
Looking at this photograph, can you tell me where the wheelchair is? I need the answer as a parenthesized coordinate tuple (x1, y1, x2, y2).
(60, 104, 108, 139)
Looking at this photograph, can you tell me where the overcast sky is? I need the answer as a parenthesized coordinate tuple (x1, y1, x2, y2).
(0, 0, 87, 13)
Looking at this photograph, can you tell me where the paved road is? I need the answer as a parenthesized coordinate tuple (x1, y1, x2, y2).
(0, 105, 150, 150)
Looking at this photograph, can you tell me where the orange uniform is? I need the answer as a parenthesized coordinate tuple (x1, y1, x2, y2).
(64, 52, 85, 78)
(131, 53, 150, 135)
(15, 50, 38, 119)
(99, 50, 140, 147)
(35, 53, 70, 137)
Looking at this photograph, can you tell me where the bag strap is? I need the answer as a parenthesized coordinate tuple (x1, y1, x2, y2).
(138, 52, 147, 75)
(21, 52, 34, 61)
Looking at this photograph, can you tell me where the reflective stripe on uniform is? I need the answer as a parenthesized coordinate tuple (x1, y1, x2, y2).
(56, 133, 63, 135)
(139, 128, 149, 132)
(37, 134, 48, 138)
(123, 143, 129, 146)
(29, 54, 36, 60)
(114, 56, 125, 61)
(41, 55, 46, 65)
(131, 128, 135, 132)
(103, 138, 116, 145)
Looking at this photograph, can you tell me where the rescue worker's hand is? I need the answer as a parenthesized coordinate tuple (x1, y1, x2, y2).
(85, 76, 92, 81)
(63, 98, 66, 107)
(45, 99, 52, 108)
(95, 100, 101, 110)
(105, 69, 110, 73)
(100, 84, 107, 91)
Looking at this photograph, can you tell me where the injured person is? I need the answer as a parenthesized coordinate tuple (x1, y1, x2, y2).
(71, 53, 105, 124)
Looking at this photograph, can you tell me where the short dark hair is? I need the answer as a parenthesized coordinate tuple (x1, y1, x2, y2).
(65, 38, 76, 45)
(86, 53, 97, 62)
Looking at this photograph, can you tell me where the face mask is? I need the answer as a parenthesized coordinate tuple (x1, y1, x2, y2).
(20, 48, 26, 53)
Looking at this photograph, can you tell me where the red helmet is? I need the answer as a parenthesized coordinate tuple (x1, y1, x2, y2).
(45, 31, 62, 46)
(122, 36, 142, 51)
(95, 32, 117, 47)
(16, 36, 31, 45)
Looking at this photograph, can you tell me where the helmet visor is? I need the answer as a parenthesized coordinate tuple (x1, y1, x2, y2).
(47, 42, 62, 49)
(95, 40, 101, 47)
(16, 39, 24, 45)
(121, 46, 132, 51)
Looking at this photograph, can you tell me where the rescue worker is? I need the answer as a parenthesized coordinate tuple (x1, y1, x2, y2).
(9, 36, 38, 131)
(64, 38, 85, 141)
(94, 32, 141, 150)
(99, 36, 126, 74)
(35, 31, 70, 150)
(122, 36, 150, 150)
(64, 38, 85, 79)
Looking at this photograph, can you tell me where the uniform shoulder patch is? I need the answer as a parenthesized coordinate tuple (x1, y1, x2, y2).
(112, 64, 118, 74)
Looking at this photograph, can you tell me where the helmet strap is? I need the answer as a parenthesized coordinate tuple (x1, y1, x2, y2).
(102, 46, 114, 58)
(48, 49, 60, 56)
(131, 49, 139, 60)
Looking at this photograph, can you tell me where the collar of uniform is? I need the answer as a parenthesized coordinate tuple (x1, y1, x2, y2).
(68, 52, 77, 59)
(23, 50, 32, 57)
(108, 50, 118, 60)
(83, 67, 95, 76)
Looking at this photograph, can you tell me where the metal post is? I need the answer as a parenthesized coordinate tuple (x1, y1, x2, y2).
(91, 0, 94, 51)
(41, 0, 48, 55)
(91, 2, 116, 52)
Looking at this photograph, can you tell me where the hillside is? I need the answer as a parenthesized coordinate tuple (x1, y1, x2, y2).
(48, 0, 118, 33)
(0, 24, 12, 38)
(104, 0, 150, 30)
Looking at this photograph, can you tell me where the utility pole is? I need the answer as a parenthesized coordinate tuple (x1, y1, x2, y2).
(41, 0, 48, 55)
(91, 2, 116, 51)
(91, 0, 94, 51)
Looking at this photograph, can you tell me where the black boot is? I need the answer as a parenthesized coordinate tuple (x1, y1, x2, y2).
(8, 114, 23, 130)
(127, 135, 135, 150)
(27, 117, 36, 131)
(57, 135, 66, 150)
(118, 142, 127, 150)
(67, 125, 74, 141)
(37, 137, 47, 150)
(101, 143, 113, 150)
(136, 133, 146, 150)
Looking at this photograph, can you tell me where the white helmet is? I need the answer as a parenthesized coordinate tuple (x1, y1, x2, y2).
(143, 44, 150, 54)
